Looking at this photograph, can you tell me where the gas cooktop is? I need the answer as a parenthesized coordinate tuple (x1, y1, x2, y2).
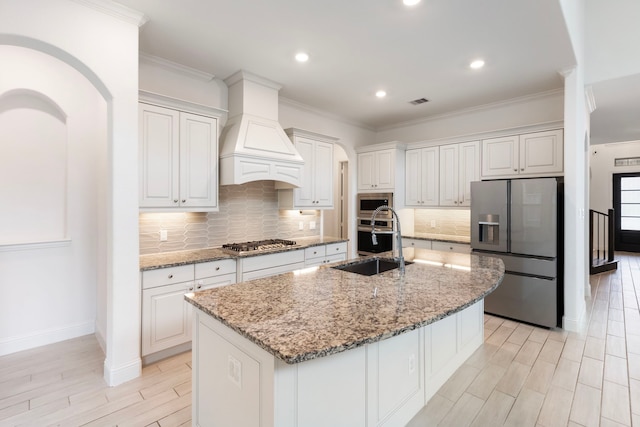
(221, 239, 297, 253)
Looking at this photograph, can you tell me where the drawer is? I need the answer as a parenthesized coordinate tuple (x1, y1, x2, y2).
(195, 272, 237, 290)
(431, 241, 470, 254)
(242, 249, 305, 272)
(142, 264, 194, 289)
(326, 242, 347, 255)
(195, 259, 236, 279)
(305, 245, 326, 260)
(404, 238, 431, 249)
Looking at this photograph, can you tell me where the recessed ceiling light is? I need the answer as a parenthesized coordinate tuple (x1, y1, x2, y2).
(470, 59, 485, 69)
(375, 90, 387, 98)
(295, 52, 309, 63)
(403, 0, 421, 5)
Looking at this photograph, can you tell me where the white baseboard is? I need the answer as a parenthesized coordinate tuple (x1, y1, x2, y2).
(95, 323, 106, 354)
(0, 320, 95, 357)
(563, 309, 588, 334)
(104, 357, 142, 387)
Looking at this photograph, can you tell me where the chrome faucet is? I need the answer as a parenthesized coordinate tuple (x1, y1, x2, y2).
(371, 205, 405, 275)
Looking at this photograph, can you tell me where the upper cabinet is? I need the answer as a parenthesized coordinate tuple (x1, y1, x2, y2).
(439, 141, 480, 207)
(405, 141, 479, 208)
(277, 128, 338, 209)
(405, 147, 439, 207)
(481, 129, 563, 179)
(139, 92, 224, 212)
(356, 143, 406, 196)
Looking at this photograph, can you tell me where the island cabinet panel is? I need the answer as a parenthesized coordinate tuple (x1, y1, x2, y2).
(424, 301, 484, 400)
(191, 300, 485, 427)
(367, 328, 424, 427)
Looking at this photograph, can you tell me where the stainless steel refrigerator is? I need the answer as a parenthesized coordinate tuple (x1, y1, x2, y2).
(470, 178, 563, 328)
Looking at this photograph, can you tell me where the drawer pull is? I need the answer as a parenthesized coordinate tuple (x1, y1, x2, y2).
(188, 286, 194, 291)
(215, 266, 220, 271)
(168, 274, 173, 279)
(197, 284, 202, 289)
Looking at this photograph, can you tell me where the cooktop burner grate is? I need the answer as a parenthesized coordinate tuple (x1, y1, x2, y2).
(222, 239, 297, 252)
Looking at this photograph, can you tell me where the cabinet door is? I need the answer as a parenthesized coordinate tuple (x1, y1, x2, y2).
(358, 152, 376, 190)
(405, 149, 422, 207)
(179, 112, 218, 208)
(481, 136, 519, 177)
(313, 141, 334, 207)
(375, 149, 395, 190)
(139, 104, 180, 208)
(142, 281, 193, 356)
(439, 144, 459, 206)
(519, 130, 563, 175)
(421, 147, 439, 206)
(293, 138, 316, 207)
(458, 141, 479, 206)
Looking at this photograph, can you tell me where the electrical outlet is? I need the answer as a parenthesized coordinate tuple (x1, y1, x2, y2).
(159, 229, 168, 241)
(299, 221, 304, 230)
(430, 220, 436, 228)
(228, 355, 242, 388)
(309, 221, 316, 230)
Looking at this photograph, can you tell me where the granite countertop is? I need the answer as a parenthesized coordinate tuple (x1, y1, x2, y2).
(185, 248, 504, 364)
(402, 233, 471, 244)
(139, 236, 348, 271)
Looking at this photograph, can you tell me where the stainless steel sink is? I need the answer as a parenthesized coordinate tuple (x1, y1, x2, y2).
(332, 258, 412, 276)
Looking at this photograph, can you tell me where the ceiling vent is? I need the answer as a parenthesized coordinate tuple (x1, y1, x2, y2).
(409, 97, 429, 105)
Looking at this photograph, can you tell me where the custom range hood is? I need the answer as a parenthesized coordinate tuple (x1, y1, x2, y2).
(219, 70, 304, 186)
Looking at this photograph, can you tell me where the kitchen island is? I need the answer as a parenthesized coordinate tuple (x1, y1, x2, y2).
(185, 248, 504, 427)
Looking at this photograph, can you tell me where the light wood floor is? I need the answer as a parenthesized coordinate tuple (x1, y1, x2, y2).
(1, 253, 638, 427)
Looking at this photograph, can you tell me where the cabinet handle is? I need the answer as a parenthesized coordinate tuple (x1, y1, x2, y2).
(520, 168, 524, 171)
(215, 266, 220, 271)
(168, 274, 173, 279)
(513, 169, 518, 172)
(182, 199, 186, 203)
(188, 286, 194, 291)
(197, 284, 202, 289)
(454, 201, 458, 204)
(173, 199, 178, 203)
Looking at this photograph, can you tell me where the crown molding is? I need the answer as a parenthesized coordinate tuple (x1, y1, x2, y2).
(278, 96, 375, 132)
(139, 53, 215, 82)
(139, 90, 227, 118)
(70, 0, 148, 27)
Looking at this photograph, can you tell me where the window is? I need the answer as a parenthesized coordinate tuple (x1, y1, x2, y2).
(613, 173, 640, 252)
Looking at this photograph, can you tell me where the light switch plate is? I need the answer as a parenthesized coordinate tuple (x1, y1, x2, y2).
(310, 221, 316, 230)
(430, 220, 436, 228)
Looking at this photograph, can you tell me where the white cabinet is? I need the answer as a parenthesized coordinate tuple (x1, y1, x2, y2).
(141, 264, 195, 356)
(139, 94, 222, 212)
(277, 129, 337, 209)
(141, 259, 236, 357)
(304, 242, 348, 267)
(356, 143, 405, 194)
(481, 129, 563, 178)
(439, 141, 479, 207)
(405, 147, 439, 207)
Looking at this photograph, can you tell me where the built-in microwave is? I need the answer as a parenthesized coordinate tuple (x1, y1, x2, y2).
(357, 192, 393, 220)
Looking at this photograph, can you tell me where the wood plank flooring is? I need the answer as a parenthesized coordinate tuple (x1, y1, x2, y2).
(0, 252, 638, 426)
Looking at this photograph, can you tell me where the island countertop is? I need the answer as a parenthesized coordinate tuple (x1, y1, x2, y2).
(184, 248, 504, 364)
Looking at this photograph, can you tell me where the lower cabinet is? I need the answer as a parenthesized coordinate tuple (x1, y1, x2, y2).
(304, 242, 347, 267)
(192, 300, 484, 427)
(141, 259, 236, 358)
(403, 238, 432, 249)
(431, 241, 471, 254)
(239, 249, 305, 281)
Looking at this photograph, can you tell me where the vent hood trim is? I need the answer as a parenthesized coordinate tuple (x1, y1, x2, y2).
(219, 71, 304, 187)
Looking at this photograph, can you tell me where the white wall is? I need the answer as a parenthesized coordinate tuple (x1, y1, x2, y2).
(590, 140, 640, 213)
(375, 90, 564, 145)
(1, 0, 143, 386)
(0, 46, 105, 355)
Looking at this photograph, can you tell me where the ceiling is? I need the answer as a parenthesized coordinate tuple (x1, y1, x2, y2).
(116, 0, 578, 130)
(590, 74, 640, 145)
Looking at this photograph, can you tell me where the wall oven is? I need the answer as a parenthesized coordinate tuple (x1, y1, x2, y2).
(357, 192, 393, 219)
(357, 193, 394, 255)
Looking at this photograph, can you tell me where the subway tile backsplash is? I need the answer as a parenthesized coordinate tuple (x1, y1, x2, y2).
(414, 209, 470, 238)
(139, 181, 321, 255)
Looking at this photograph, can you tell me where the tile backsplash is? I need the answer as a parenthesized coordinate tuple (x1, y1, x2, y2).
(139, 181, 321, 254)
(414, 209, 470, 238)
